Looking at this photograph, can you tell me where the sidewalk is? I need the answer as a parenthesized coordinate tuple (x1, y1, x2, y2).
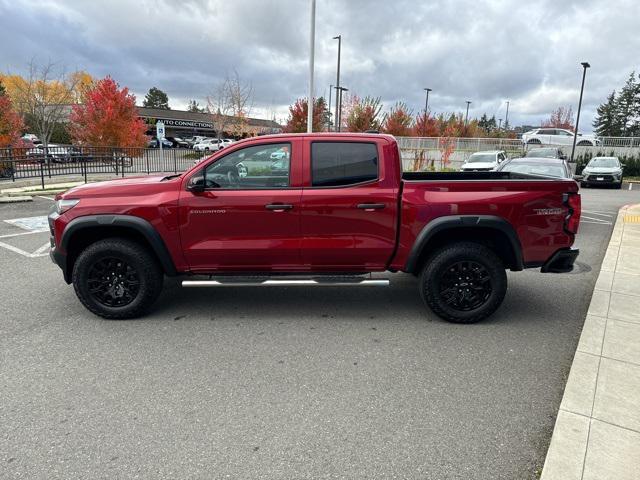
(542, 203, 640, 480)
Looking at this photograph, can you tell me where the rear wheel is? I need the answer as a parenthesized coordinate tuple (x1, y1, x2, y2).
(72, 238, 164, 319)
(527, 139, 541, 145)
(419, 242, 507, 323)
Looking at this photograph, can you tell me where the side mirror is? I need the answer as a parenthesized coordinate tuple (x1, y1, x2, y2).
(573, 174, 583, 182)
(187, 173, 205, 193)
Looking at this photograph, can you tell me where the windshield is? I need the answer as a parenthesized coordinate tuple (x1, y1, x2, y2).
(466, 153, 496, 163)
(587, 157, 618, 168)
(501, 162, 566, 178)
(526, 148, 558, 158)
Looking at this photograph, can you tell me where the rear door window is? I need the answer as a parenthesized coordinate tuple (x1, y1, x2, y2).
(311, 142, 378, 187)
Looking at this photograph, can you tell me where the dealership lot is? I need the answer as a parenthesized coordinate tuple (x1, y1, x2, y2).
(1, 188, 640, 479)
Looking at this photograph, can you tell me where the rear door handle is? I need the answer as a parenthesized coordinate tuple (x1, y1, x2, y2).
(357, 203, 386, 210)
(265, 203, 293, 211)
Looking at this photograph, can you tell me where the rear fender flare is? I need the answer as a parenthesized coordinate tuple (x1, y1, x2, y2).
(404, 215, 523, 273)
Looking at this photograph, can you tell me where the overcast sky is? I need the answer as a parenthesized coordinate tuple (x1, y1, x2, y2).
(1, 0, 638, 131)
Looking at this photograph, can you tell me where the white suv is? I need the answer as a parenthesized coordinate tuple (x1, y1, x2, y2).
(193, 138, 223, 152)
(460, 151, 508, 172)
(522, 128, 599, 147)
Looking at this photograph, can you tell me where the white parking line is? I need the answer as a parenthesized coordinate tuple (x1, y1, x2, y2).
(581, 215, 613, 224)
(582, 210, 614, 217)
(0, 240, 49, 258)
(36, 195, 55, 201)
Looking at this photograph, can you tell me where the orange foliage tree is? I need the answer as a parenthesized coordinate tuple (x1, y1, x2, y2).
(344, 95, 383, 132)
(70, 76, 147, 148)
(438, 123, 458, 169)
(283, 97, 328, 133)
(413, 112, 439, 136)
(382, 102, 413, 136)
(0, 82, 24, 147)
(542, 106, 575, 131)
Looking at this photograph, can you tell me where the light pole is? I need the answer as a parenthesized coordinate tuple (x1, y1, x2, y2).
(327, 84, 333, 131)
(465, 101, 472, 125)
(333, 35, 342, 132)
(335, 86, 348, 132)
(570, 62, 590, 163)
(498, 118, 503, 130)
(307, 0, 316, 133)
(504, 100, 510, 130)
(423, 88, 432, 115)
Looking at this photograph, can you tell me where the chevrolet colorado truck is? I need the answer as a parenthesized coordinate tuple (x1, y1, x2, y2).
(49, 133, 581, 323)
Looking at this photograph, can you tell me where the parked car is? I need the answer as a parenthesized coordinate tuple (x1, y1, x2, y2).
(497, 157, 573, 179)
(166, 137, 189, 148)
(49, 133, 581, 324)
(186, 136, 209, 148)
(21, 133, 41, 144)
(460, 151, 507, 172)
(580, 156, 624, 189)
(521, 128, 600, 147)
(525, 147, 568, 160)
(148, 138, 173, 148)
(193, 138, 224, 152)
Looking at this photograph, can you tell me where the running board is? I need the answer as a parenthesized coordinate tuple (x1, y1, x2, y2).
(182, 278, 390, 288)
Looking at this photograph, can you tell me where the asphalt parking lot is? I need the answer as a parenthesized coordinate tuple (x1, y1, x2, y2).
(1, 186, 640, 480)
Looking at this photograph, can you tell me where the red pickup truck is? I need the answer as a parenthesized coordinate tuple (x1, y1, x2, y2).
(49, 133, 581, 323)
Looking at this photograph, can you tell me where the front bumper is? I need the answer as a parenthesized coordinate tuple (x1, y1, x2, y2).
(541, 248, 579, 273)
(48, 211, 71, 283)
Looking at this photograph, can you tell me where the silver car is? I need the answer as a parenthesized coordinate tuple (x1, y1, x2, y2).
(580, 156, 624, 189)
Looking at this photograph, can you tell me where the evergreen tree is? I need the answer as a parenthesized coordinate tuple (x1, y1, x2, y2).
(593, 91, 621, 136)
(143, 87, 170, 109)
(615, 72, 639, 136)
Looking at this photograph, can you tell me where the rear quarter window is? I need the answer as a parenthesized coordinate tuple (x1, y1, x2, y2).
(311, 142, 378, 187)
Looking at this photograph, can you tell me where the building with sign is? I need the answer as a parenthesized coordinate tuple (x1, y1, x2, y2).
(137, 107, 282, 139)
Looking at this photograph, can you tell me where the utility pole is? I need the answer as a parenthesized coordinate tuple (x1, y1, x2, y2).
(307, 0, 316, 133)
(570, 62, 591, 163)
(465, 101, 472, 125)
(333, 35, 342, 132)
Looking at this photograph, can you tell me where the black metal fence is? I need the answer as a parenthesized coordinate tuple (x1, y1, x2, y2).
(0, 145, 211, 187)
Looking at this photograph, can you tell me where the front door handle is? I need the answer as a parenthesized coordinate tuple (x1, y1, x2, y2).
(357, 203, 386, 210)
(265, 203, 293, 211)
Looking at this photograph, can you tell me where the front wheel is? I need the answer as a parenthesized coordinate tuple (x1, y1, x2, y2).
(419, 242, 507, 323)
(72, 238, 164, 319)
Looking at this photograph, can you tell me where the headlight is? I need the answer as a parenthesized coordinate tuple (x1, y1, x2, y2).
(55, 199, 80, 214)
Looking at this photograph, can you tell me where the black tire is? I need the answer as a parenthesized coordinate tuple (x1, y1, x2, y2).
(616, 179, 623, 189)
(527, 139, 541, 145)
(419, 242, 507, 324)
(72, 238, 164, 319)
(577, 141, 591, 147)
(581, 182, 587, 188)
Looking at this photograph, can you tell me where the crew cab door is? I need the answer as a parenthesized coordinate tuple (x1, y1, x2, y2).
(178, 140, 303, 271)
(299, 139, 399, 270)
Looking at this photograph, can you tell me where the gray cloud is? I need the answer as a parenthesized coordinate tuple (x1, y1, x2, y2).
(1, 0, 638, 130)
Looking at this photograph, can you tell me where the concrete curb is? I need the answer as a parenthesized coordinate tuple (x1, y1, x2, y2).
(541, 203, 640, 480)
(0, 196, 33, 203)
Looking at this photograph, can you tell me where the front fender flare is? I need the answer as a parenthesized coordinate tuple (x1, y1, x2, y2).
(60, 214, 177, 276)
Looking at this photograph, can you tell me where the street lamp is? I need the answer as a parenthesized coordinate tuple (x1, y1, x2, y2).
(333, 35, 342, 132)
(423, 88, 432, 115)
(465, 101, 472, 125)
(570, 62, 591, 163)
(335, 86, 348, 132)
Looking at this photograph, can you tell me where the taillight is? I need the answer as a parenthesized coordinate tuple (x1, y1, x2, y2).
(564, 192, 581, 234)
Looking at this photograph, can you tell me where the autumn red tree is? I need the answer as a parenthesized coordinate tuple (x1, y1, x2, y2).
(0, 83, 24, 147)
(413, 112, 439, 137)
(344, 95, 383, 132)
(381, 102, 413, 136)
(283, 97, 328, 133)
(70, 76, 147, 147)
(542, 106, 575, 131)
